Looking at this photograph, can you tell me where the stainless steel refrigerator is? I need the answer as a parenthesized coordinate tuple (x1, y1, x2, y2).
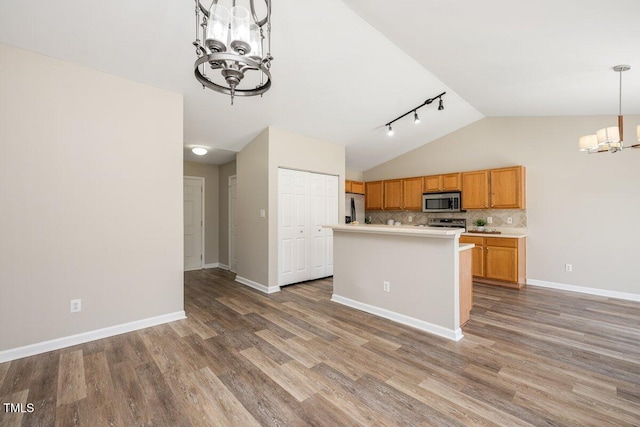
(345, 193, 365, 223)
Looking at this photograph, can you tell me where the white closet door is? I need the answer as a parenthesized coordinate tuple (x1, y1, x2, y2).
(323, 174, 339, 276)
(279, 169, 310, 286)
(309, 173, 327, 279)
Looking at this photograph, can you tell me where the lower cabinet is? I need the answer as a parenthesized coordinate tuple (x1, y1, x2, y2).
(459, 248, 473, 326)
(459, 236, 526, 289)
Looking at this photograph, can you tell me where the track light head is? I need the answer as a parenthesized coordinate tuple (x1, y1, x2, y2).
(414, 111, 420, 124)
(387, 125, 394, 136)
(438, 98, 444, 110)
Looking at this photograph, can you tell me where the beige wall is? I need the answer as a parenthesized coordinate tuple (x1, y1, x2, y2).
(364, 116, 640, 296)
(235, 127, 346, 289)
(0, 44, 184, 353)
(346, 169, 364, 181)
(184, 161, 220, 265)
(268, 127, 346, 287)
(236, 129, 270, 286)
(218, 161, 237, 268)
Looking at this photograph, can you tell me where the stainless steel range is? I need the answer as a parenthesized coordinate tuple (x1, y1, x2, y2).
(427, 218, 466, 230)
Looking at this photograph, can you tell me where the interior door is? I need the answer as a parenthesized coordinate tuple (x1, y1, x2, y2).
(279, 169, 310, 286)
(323, 174, 339, 276)
(310, 173, 327, 279)
(184, 177, 204, 271)
(229, 175, 237, 272)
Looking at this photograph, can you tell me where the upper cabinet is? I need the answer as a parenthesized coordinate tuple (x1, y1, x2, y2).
(383, 179, 403, 210)
(423, 173, 462, 193)
(461, 170, 490, 209)
(345, 180, 365, 195)
(490, 166, 525, 209)
(365, 181, 384, 210)
(402, 177, 423, 210)
(462, 166, 525, 210)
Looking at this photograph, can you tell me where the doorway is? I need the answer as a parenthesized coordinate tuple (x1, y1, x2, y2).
(184, 176, 204, 271)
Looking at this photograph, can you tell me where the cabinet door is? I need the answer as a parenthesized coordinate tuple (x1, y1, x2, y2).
(460, 236, 485, 278)
(442, 173, 462, 191)
(383, 179, 403, 210)
(351, 181, 365, 195)
(365, 181, 384, 210)
(423, 175, 442, 192)
(345, 180, 352, 193)
(402, 177, 423, 210)
(462, 170, 489, 209)
(490, 166, 525, 209)
(485, 240, 518, 283)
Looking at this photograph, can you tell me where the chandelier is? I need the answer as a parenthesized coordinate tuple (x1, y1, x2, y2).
(192, 0, 273, 104)
(579, 65, 640, 154)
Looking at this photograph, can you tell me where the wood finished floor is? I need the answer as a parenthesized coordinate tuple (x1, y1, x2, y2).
(1, 269, 639, 427)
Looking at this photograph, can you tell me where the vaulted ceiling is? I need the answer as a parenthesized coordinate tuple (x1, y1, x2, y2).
(1, 0, 639, 171)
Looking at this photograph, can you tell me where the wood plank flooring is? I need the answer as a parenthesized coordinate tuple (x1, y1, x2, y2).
(1, 268, 639, 426)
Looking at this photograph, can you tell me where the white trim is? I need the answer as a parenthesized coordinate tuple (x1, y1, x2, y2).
(331, 294, 463, 342)
(217, 263, 230, 271)
(228, 175, 237, 273)
(527, 279, 640, 302)
(0, 311, 186, 363)
(204, 263, 220, 269)
(235, 276, 280, 294)
(184, 176, 205, 271)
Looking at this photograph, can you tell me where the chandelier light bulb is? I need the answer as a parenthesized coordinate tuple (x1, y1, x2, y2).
(387, 125, 394, 136)
(414, 111, 420, 124)
(192, 147, 208, 156)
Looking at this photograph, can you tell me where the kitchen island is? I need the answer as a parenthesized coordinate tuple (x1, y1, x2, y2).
(325, 224, 471, 341)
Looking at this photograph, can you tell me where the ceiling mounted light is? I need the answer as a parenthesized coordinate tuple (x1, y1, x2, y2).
(192, 147, 208, 156)
(385, 92, 446, 136)
(192, 0, 273, 105)
(579, 65, 640, 154)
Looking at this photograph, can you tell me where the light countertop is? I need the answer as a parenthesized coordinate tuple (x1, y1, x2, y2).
(459, 243, 475, 251)
(462, 230, 527, 238)
(325, 224, 464, 238)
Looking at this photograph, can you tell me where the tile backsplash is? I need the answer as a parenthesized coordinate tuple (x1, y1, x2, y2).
(365, 209, 527, 230)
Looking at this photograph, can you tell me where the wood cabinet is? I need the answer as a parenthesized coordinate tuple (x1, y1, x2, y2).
(462, 166, 525, 210)
(461, 170, 490, 209)
(423, 173, 461, 192)
(345, 180, 365, 195)
(402, 177, 423, 210)
(383, 179, 403, 210)
(459, 236, 526, 289)
(459, 248, 473, 326)
(490, 166, 525, 209)
(365, 181, 384, 210)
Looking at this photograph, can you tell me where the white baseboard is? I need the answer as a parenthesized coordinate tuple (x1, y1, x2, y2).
(216, 263, 230, 271)
(0, 311, 186, 363)
(527, 279, 640, 302)
(235, 276, 280, 294)
(204, 262, 220, 269)
(331, 294, 463, 342)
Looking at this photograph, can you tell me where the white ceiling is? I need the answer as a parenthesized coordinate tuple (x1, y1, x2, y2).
(1, 0, 638, 171)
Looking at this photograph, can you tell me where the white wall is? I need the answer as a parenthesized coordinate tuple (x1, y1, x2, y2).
(184, 161, 220, 265)
(363, 116, 640, 297)
(0, 44, 184, 354)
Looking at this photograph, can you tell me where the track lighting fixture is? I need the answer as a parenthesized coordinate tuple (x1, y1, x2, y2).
(385, 92, 446, 135)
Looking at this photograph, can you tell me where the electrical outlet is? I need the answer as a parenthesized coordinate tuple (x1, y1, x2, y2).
(383, 281, 390, 292)
(408, 216, 413, 223)
(259, 209, 266, 218)
(70, 299, 82, 313)
(507, 217, 513, 225)
(565, 264, 572, 272)
(486, 217, 493, 224)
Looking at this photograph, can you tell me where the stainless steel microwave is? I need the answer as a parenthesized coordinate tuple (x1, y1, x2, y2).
(422, 191, 462, 212)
